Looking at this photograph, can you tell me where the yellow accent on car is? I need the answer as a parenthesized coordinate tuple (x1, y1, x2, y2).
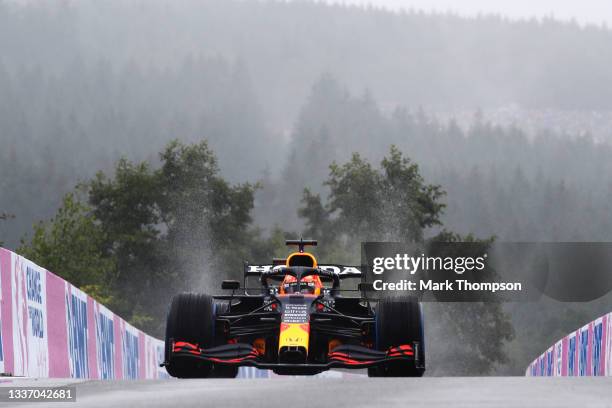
(279, 323, 310, 352)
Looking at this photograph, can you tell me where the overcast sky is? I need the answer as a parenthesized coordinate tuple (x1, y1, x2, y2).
(303, 0, 611, 26)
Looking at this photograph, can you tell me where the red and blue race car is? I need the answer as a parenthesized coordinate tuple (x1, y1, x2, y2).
(163, 239, 425, 378)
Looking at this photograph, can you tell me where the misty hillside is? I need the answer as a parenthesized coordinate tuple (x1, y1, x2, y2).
(3, 1, 612, 122)
(2, 0, 612, 246)
(257, 75, 612, 239)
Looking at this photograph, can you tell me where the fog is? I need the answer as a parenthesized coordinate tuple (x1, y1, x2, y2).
(309, 0, 612, 25)
(1, 0, 612, 374)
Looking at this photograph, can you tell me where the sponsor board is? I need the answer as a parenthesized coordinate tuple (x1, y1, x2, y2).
(94, 303, 115, 379)
(65, 285, 89, 378)
(11, 254, 49, 377)
(0, 248, 166, 379)
(527, 313, 610, 377)
(120, 321, 140, 380)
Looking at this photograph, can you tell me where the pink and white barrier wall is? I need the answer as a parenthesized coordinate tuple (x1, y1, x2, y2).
(526, 313, 611, 376)
(0, 247, 168, 379)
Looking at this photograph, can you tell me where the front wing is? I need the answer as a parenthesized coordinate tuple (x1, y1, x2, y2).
(169, 341, 416, 370)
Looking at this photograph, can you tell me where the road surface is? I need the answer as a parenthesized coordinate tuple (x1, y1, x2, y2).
(0, 376, 610, 407)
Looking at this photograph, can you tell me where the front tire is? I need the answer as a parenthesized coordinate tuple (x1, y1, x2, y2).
(368, 296, 425, 377)
(165, 293, 215, 378)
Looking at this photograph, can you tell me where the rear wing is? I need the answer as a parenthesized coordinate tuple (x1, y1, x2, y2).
(243, 263, 362, 279)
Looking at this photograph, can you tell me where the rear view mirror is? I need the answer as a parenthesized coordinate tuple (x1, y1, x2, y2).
(222, 280, 240, 290)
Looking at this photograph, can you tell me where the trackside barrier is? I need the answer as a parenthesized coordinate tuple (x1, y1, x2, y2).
(526, 312, 611, 376)
(0, 247, 168, 378)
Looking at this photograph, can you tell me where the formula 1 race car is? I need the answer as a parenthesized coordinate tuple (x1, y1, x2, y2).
(162, 239, 425, 378)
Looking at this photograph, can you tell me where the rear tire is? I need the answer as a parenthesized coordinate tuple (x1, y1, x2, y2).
(165, 293, 215, 378)
(368, 296, 425, 377)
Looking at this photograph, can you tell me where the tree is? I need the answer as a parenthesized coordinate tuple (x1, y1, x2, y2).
(17, 194, 115, 304)
(157, 140, 258, 276)
(87, 140, 261, 333)
(424, 231, 514, 375)
(299, 147, 514, 374)
(20, 140, 268, 336)
(87, 158, 166, 330)
(300, 146, 445, 258)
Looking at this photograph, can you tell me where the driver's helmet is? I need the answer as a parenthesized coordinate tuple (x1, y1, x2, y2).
(279, 274, 323, 295)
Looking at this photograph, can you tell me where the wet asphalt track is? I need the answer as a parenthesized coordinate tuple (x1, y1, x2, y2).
(0, 376, 611, 407)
